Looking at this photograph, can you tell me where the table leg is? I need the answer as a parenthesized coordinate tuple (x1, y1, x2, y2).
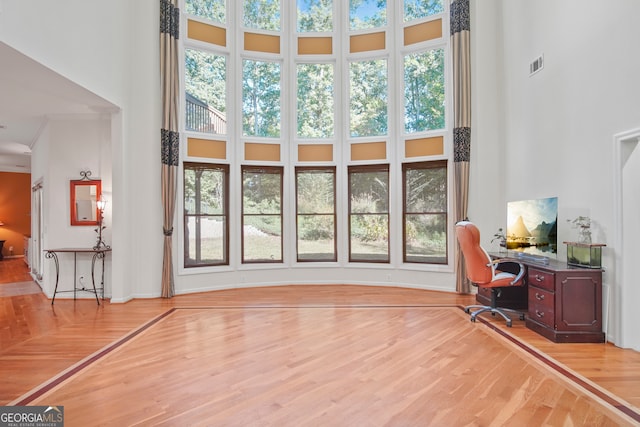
(46, 251, 60, 305)
(73, 252, 77, 301)
(91, 252, 102, 305)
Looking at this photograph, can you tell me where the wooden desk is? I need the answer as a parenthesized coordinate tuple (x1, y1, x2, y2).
(483, 252, 605, 343)
(45, 247, 111, 305)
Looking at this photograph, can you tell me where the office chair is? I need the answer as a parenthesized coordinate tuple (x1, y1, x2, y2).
(455, 221, 526, 327)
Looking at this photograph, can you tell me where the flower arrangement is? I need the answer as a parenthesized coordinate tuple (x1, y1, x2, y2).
(491, 228, 507, 247)
(567, 216, 591, 244)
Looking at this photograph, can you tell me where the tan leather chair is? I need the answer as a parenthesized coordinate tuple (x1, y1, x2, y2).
(455, 221, 526, 327)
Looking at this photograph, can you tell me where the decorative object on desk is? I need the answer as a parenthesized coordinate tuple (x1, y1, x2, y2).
(564, 241, 605, 269)
(491, 228, 507, 251)
(70, 171, 102, 226)
(491, 228, 507, 248)
(94, 196, 111, 250)
(567, 215, 592, 244)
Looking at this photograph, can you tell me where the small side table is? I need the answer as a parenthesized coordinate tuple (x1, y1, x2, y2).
(45, 247, 112, 305)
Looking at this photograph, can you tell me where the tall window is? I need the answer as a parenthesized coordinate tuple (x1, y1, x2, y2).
(242, 166, 284, 263)
(296, 167, 337, 262)
(349, 59, 388, 138)
(242, 60, 281, 138)
(297, 63, 335, 139)
(404, 49, 445, 133)
(185, 0, 225, 24)
(350, 0, 387, 30)
(297, 0, 333, 32)
(244, 0, 281, 30)
(183, 163, 229, 267)
(403, 161, 447, 264)
(404, 0, 443, 21)
(348, 165, 390, 262)
(184, 49, 227, 135)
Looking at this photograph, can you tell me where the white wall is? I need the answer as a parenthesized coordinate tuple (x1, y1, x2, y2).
(469, 0, 506, 243)
(40, 118, 112, 297)
(0, 0, 163, 301)
(471, 0, 640, 348)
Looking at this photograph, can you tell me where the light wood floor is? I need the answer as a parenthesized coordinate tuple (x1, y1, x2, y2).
(1, 257, 640, 425)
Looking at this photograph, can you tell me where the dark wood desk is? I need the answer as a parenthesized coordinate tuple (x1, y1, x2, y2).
(45, 247, 111, 305)
(482, 252, 605, 343)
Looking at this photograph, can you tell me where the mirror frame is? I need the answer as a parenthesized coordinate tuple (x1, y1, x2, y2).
(70, 179, 102, 226)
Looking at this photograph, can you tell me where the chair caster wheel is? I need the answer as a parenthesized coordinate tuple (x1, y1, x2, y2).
(470, 317, 476, 323)
(506, 321, 512, 327)
(464, 308, 471, 314)
(519, 314, 525, 320)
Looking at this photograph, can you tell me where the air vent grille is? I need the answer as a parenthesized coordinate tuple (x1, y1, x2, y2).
(530, 55, 544, 76)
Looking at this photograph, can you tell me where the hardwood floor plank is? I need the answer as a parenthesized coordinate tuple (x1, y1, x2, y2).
(13, 306, 635, 426)
(1, 282, 639, 425)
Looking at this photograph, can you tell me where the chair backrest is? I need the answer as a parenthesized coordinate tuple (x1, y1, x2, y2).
(455, 221, 493, 286)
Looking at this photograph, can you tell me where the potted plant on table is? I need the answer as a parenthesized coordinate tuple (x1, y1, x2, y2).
(565, 216, 605, 268)
(492, 228, 507, 252)
(567, 215, 591, 244)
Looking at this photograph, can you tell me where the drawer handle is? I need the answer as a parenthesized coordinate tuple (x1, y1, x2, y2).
(534, 274, 545, 282)
(535, 310, 545, 318)
(535, 293, 545, 301)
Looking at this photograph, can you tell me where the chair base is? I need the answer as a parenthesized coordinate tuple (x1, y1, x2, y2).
(464, 304, 525, 327)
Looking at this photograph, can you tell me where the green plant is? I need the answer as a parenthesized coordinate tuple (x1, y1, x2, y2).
(567, 216, 592, 243)
(491, 228, 506, 246)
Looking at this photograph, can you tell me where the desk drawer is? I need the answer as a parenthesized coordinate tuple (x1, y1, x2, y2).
(528, 287, 555, 328)
(528, 268, 555, 292)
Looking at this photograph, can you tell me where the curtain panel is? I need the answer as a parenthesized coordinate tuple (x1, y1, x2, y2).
(160, 0, 180, 298)
(451, 0, 471, 293)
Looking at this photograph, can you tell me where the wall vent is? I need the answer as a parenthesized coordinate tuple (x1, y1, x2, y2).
(530, 54, 544, 76)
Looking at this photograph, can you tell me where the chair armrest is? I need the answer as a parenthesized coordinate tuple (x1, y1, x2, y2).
(491, 259, 526, 286)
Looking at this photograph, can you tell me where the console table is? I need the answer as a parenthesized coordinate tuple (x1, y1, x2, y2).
(45, 247, 111, 305)
(483, 252, 605, 343)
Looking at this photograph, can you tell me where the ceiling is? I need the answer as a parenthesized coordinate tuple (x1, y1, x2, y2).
(0, 42, 118, 173)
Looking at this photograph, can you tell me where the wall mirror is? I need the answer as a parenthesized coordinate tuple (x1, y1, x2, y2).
(70, 179, 101, 226)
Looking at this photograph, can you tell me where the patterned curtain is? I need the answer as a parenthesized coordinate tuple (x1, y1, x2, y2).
(451, 0, 471, 293)
(160, 0, 180, 298)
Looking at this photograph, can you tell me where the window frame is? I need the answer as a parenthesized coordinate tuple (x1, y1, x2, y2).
(241, 165, 284, 264)
(402, 160, 448, 265)
(295, 166, 338, 262)
(183, 162, 230, 268)
(347, 164, 390, 263)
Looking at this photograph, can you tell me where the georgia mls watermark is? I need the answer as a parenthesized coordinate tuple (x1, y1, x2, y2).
(0, 406, 64, 427)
